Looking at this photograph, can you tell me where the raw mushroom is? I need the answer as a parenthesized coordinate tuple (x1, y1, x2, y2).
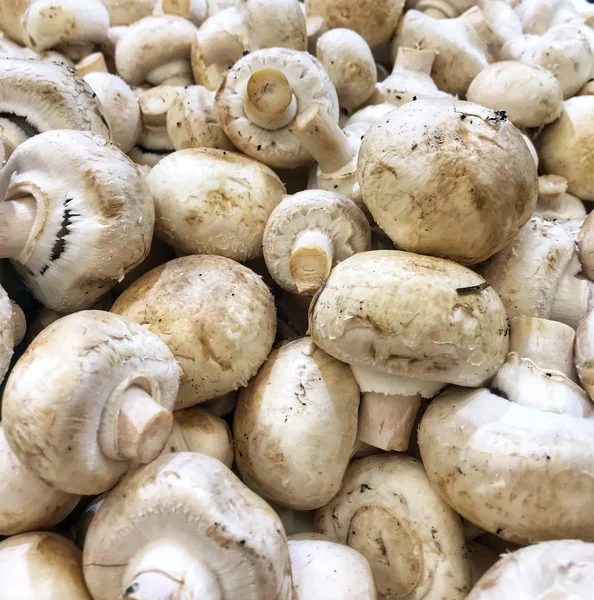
(111, 255, 277, 409)
(262, 190, 371, 295)
(2, 310, 181, 495)
(522, 133, 539, 169)
(512, 0, 583, 35)
(101, 0, 157, 25)
(0, 117, 30, 159)
(0, 532, 92, 599)
(83, 452, 293, 600)
(578, 211, 594, 280)
(407, 0, 477, 18)
(75, 51, 108, 76)
(159, 0, 208, 24)
(289, 539, 376, 600)
(358, 99, 538, 264)
(148, 148, 285, 261)
(535, 174, 586, 219)
(234, 336, 360, 510)
(137, 85, 179, 154)
(574, 310, 594, 401)
(315, 454, 472, 600)
(0, 130, 154, 313)
(215, 48, 339, 168)
(10, 300, 26, 346)
(346, 102, 396, 128)
(0, 284, 14, 382)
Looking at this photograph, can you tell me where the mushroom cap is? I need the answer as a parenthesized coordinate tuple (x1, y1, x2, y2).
(0, 0, 34, 45)
(0, 532, 92, 599)
(101, 0, 157, 25)
(315, 454, 471, 600)
(346, 103, 396, 127)
(304, 0, 405, 47)
(111, 255, 277, 408)
(0, 58, 109, 138)
(0, 130, 154, 312)
(2, 310, 181, 495)
(575, 310, 594, 401)
(374, 65, 451, 106)
(289, 539, 376, 600)
(148, 148, 285, 261)
(418, 386, 594, 543)
(216, 48, 339, 168)
(263, 189, 371, 295)
(311, 250, 509, 387)
(357, 99, 538, 264)
(467, 61, 563, 129)
(0, 283, 13, 383)
(579, 211, 594, 280)
(536, 96, 594, 201)
(234, 337, 360, 510)
(467, 540, 594, 598)
(83, 452, 293, 600)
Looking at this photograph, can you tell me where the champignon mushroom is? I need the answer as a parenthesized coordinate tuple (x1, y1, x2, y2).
(83, 452, 293, 600)
(137, 85, 180, 154)
(315, 454, 472, 600)
(535, 174, 586, 219)
(234, 337, 360, 510)
(263, 190, 371, 295)
(512, 0, 582, 35)
(2, 310, 181, 495)
(0, 283, 15, 382)
(358, 99, 538, 264)
(112, 255, 276, 409)
(574, 310, 594, 401)
(0, 532, 92, 599)
(75, 51, 108, 77)
(159, 0, 208, 24)
(578, 211, 594, 280)
(0, 129, 154, 312)
(148, 148, 285, 261)
(101, 0, 157, 25)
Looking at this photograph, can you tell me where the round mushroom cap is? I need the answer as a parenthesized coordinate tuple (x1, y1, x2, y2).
(101, 0, 157, 25)
(263, 190, 371, 295)
(234, 337, 360, 510)
(111, 255, 276, 409)
(0, 532, 92, 599)
(216, 48, 339, 168)
(83, 452, 293, 600)
(536, 96, 594, 201)
(311, 250, 509, 387)
(2, 310, 181, 495)
(467, 62, 563, 129)
(0, 283, 13, 383)
(148, 148, 285, 261)
(0, 130, 154, 313)
(357, 99, 538, 264)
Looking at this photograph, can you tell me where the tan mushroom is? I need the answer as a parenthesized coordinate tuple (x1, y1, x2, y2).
(101, 0, 157, 25)
(407, 0, 477, 18)
(137, 85, 180, 154)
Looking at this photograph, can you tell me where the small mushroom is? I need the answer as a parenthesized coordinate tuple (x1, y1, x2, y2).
(75, 51, 108, 77)
(315, 454, 472, 600)
(137, 85, 180, 154)
(112, 255, 277, 409)
(535, 174, 586, 219)
(234, 337, 360, 510)
(83, 452, 293, 600)
(101, 0, 157, 25)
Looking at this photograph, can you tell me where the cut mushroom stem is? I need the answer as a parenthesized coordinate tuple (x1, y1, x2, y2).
(393, 47, 436, 76)
(75, 52, 108, 77)
(289, 103, 354, 173)
(0, 198, 36, 259)
(243, 68, 298, 130)
(289, 230, 334, 294)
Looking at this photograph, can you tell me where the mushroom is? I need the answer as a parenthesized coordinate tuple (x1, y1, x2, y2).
(75, 51, 108, 77)
(0, 532, 92, 599)
(289, 539, 376, 600)
(2, 310, 181, 495)
(535, 174, 586, 219)
(407, 0, 478, 18)
(315, 454, 472, 600)
(0, 118, 29, 160)
(512, 0, 583, 35)
(83, 452, 293, 600)
(574, 309, 594, 401)
(158, 0, 208, 24)
(161, 406, 234, 467)
(536, 96, 594, 201)
(215, 48, 339, 168)
(234, 336, 360, 510)
(316, 29, 377, 111)
(111, 255, 276, 409)
(0, 284, 15, 382)
(345, 102, 396, 128)
(10, 300, 26, 346)
(101, 0, 157, 25)
(137, 85, 179, 154)
(262, 190, 371, 295)
(357, 99, 538, 264)
(166, 85, 233, 151)
(148, 148, 285, 261)
(0, 130, 154, 313)
(578, 211, 594, 280)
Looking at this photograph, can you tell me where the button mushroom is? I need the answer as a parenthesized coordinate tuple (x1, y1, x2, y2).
(137, 85, 179, 155)
(101, 0, 158, 25)
(574, 309, 594, 402)
(535, 174, 586, 220)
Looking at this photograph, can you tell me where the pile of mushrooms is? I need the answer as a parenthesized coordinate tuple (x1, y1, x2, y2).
(2, 0, 594, 597)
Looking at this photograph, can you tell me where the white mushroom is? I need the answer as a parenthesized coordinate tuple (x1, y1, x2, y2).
(101, 0, 158, 25)
(75, 51, 108, 77)
(578, 211, 594, 280)
(535, 174, 586, 219)
(0, 284, 14, 382)
(407, 0, 478, 18)
(137, 85, 179, 154)
(0, 117, 30, 159)
(574, 310, 594, 401)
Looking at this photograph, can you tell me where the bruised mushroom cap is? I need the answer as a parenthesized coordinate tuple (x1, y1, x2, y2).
(289, 539, 376, 600)
(115, 16, 197, 85)
(467, 62, 563, 129)
(102, 0, 157, 25)
(467, 540, 594, 599)
(536, 96, 594, 201)
(0, 532, 92, 599)
(310, 250, 509, 387)
(83, 452, 293, 600)
(263, 190, 371, 295)
(0, 58, 109, 138)
(0, 130, 154, 313)
(148, 148, 285, 261)
(2, 310, 181, 495)
(216, 48, 339, 168)
(0, 283, 13, 383)
(315, 454, 471, 600)
(234, 337, 360, 510)
(112, 255, 276, 409)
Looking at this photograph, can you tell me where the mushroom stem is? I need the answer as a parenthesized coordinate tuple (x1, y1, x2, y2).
(394, 47, 437, 75)
(357, 392, 422, 451)
(194, 30, 244, 67)
(550, 271, 591, 331)
(289, 103, 354, 173)
(0, 198, 36, 259)
(242, 68, 298, 130)
(289, 230, 334, 294)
